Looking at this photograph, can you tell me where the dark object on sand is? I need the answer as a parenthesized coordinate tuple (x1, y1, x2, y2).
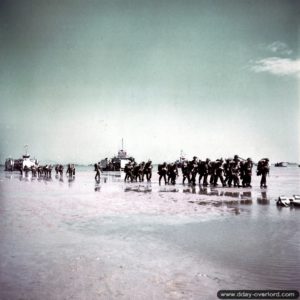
(277, 195, 300, 207)
(274, 162, 288, 167)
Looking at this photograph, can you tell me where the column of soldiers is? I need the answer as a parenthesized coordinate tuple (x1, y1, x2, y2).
(123, 160, 181, 185)
(18, 164, 76, 179)
(20, 165, 53, 178)
(159, 155, 269, 188)
(104, 155, 270, 188)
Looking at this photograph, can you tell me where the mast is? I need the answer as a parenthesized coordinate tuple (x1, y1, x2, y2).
(122, 138, 124, 151)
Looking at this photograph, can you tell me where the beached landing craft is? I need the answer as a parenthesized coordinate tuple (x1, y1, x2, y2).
(99, 139, 135, 171)
(274, 162, 288, 167)
(276, 195, 300, 207)
(5, 146, 38, 171)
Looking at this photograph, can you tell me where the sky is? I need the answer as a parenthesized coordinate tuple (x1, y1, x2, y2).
(0, 0, 299, 164)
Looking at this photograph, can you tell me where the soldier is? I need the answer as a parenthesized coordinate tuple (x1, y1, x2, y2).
(214, 159, 226, 187)
(138, 162, 145, 182)
(58, 164, 64, 177)
(167, 163, 178, 185)
(239, 160, 246, 186)
(132, 162, 142, 182)
(231, 159, 241, 187)
(94, 163, 102, 181)
(257, 158, 269, 188)
(66, 164, 75, 177)
(143, 160, 152, 182)
(243, 158, 253, 187)
(202, 158, 211, 186)
(188, 156, 198, 186)
(197, 159, 206, 185)
(208, 160, 216, 185)
(37, 165, 43, 177)
(31, 165, 37, 177)
(223, 158, 232, 186)
(181, 161, 190, 184)
(158, 162, 168, 185)
(55, 164, 59, 175)
(124, 161, 133, 182)
(43, 165, 52, 177)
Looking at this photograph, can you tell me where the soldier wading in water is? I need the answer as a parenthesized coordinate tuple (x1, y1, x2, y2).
(158, 162, 168, 185)
(257, 158, 269, 188)
(94, 163, 102, 182)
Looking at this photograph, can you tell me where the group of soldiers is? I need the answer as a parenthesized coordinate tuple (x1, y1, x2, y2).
(158, 155, 270, 188)
(94, 155, 270, 188)
(19, 164, 53, 177)
(55, 164, 76, 178)
(113, 155, 269, 188)
(95, 160, 154, 183)
(18, 164, 76, 178)
(124, 160, 153, 182)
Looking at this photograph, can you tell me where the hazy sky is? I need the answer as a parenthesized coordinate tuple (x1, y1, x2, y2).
(0, 0, 299, 164)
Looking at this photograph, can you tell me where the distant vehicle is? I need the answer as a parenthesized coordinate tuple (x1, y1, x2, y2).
(274, 162, 288, 167)
(5, 146, 38, 171)
(99, 139, 135, 171)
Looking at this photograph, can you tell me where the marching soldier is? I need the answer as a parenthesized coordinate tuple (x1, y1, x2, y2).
(94, 163, 102, 181)
(124, 161, 133, 182)
(257, 158, 269, 188)
(158, 162, 168, 185)
(214, 159, 226, 187)
(243, 158, 253, 187)
(188, 156, 198, 186)
(167, 163, 178, 185)
(181, 161, 190, 184)
(143, 160, 152, 182)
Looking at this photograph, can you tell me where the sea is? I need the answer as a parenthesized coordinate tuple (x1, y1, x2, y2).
(0, 165, 299, 299)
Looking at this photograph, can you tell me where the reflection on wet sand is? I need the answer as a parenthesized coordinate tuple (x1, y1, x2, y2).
(159, 187, 179, 193)
(183, 187, 196, 194)
(257, 191, 270, 205)
(3, 170, 279, 209)
(125, 185, 152, 193)
(68, 177, 75, 188)
(240, 199, 252, 205)
(241, 191, 252, 198)
(94, 182, 101, 192)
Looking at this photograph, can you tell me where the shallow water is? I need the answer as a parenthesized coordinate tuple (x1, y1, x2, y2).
(0, 166, 299, 299)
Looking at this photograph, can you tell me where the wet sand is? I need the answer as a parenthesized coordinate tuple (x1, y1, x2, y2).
(0, 167, 299, 299)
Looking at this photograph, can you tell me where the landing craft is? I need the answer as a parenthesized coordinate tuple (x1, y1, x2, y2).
(274, 162, 288, 167)
(99, 139, 135, 171)
(5, 145, 38, 171)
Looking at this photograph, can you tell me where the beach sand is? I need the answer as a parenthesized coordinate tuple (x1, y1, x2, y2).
(0, 167, 299, 299)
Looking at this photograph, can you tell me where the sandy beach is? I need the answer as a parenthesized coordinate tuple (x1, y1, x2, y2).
(0, 166, 299, 299)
